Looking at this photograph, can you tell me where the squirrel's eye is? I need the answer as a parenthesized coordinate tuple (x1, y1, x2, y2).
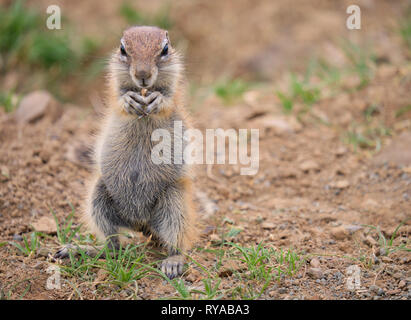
(120, 44, 127, 56)
(161, 44, 168, 56)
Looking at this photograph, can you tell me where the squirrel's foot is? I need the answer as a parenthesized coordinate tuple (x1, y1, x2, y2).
(161, 254, 184, 279)
(145, 91, 164, 115)
(54, 244, 101, 259)
(54, 244, 78, 259)
(121, 92, 147, 117)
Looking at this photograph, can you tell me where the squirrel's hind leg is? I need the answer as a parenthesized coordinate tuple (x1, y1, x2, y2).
(150, 179, 196, 279)
(54, 177, 126, 259)
(88, 178, 128, 250)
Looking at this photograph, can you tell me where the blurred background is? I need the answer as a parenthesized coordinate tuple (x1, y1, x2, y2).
(1, 0, 410, 106)
(0, 0, 410, 300)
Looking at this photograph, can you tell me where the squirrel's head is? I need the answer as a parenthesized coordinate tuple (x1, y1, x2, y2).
(110, 26, 182, 94)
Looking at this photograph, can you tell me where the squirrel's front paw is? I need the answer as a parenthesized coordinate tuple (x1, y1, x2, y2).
(121, 91, 147, 117)
(145, 91, 164, 115)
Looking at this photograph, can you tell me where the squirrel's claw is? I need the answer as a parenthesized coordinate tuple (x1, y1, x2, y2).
(161, 255, 184, 279)
(54, 244, 77, 259)
(145, 92, 163, 115)
(126, 91, 149, 106)
(122, 94, 147, 117)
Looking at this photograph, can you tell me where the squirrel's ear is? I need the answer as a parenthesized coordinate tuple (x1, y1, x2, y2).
(165, 31, 169, 41)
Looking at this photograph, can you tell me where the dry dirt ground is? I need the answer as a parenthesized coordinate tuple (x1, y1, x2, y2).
(0, 0, 410, 300)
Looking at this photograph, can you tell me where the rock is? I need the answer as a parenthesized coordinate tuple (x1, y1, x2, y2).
(237, 41, 300, 80)
(186, 268, 201, 283)
(3, 71, 19, 91)
(1, 166, 10, 181)
(330, 180, 350, 189)
(379, 247, 388, 256)
(243, 90, 260, 106)
(278, 287, 288, 294)
(345, 225, 362, 234)
(398, 280, 406, 289)
(381, 225, 407, 239)
(369, 285, 378, 292)
(299, 160, 320, 172)
(218, 260, 245, 277)
(373, 132, 411, 166)
(331, 226, 349, 240)
(12, 234, 23, 241)
(364, 235, 377, 247)
(386, 289, 400, 295)
(311, 109, 329, 124)
(37, 247, 49, 257)
(94, 269, 109, 286)
(31, 216, 57, 234)
(381, 256, 393, 263)
(14, 90, 61, 124)
(261, 222, 276, 230)
(377, 64, 398, 79)
(377, 288, 385, 296)
(310, 258, 321, 268)
(393, 272, 403, 279)
(202, 225, 216, 235)
(369, 285, 381, 294)
(335, 146, 347, 157)
(209, 234, 221, 243)
(250, 115, 302, 136)
(362, 198, 379, 210)
(400, 256, 411, 264)
(394, 119, 411, 131)
(338, 112, 353, 126)
(307, 268, 324, 279)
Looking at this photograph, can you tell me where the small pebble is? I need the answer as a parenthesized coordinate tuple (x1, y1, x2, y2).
(37, 247, 49, 257)
(307, 267, 324, 279)
(12, 234, 23, 241)
(393, 272, 402, 279)
(377, 288, 385, 296)
(381, 256, 393, 263)
(379, 248, 388, 256)
(369, 285, 379, 293)
(310, 258, 321, 268)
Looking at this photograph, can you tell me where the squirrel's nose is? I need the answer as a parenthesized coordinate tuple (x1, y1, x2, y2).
(136, 70, 152, 85)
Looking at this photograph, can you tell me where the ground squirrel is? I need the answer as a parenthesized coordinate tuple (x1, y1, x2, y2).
(56, 26, 196, 279)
